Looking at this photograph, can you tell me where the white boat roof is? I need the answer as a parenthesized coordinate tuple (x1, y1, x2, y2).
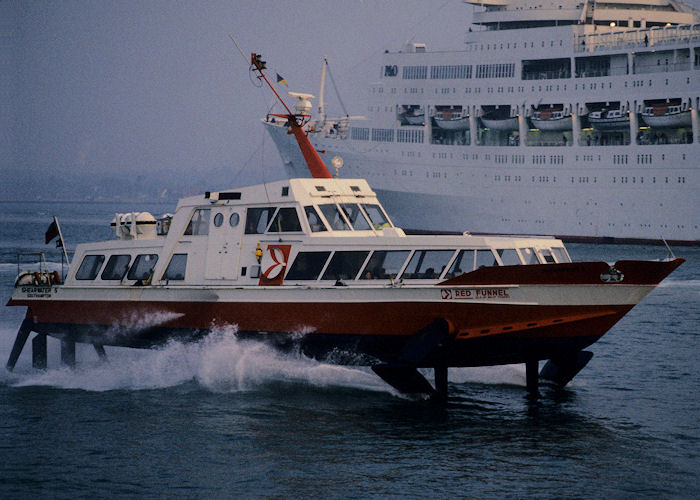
(176, 178, 380, 211)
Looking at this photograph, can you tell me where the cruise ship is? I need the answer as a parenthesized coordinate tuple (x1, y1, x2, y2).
(265, 0, 700, 245)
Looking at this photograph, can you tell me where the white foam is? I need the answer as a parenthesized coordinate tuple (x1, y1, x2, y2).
(448, 365, 527, 387)
(2, 325, 389, 394)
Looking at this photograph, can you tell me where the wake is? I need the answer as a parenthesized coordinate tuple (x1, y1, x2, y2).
(1, 325, 390, 394)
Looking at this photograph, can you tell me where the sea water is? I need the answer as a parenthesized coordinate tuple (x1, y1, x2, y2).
(1, 200, 699, 497)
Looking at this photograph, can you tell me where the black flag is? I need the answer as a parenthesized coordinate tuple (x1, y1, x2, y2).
(45, 220, 59, 244)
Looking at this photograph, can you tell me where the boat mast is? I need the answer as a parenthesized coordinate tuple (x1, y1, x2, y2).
(318, 55, 327, 125)
(251, 53, 332, 179)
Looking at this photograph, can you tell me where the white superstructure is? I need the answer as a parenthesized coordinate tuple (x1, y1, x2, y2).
(266, 0, 700, 244)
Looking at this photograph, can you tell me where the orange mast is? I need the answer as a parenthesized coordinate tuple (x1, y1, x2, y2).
(251, 53, 332, 179)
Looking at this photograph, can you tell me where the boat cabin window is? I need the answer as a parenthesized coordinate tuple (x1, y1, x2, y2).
(304, 206, 327, 232)
(401, 250, 455, 280)
(245, 207, 276, 234)
(444, 249, 498, 277)
(229, 213, 240, 227)
(101, 255, 131, 280)
(476, 249, 497, 268)
(267, 207, 302, 233)
(362, 204, 391, 229)
(340, 204, 372, 230)
(551, 247, 571, 263)
(444, 250, 471, 279)
(520, 248, 540, 264)
(322, 251, 370, 281)
(75, 255, 105, 280)
(360, 250, 410, 279)
(285, 251, 331, 280)
(213, 213, 224, 227)
(318, 204, 351, 231)
(163, 254, 187, 280)
(540, 249, 556, 263)
(127, 254, 159, 281)
(184, 209, 210, 236)
(496, 249, 522, 266)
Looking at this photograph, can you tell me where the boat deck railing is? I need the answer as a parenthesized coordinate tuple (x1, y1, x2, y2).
(574, 23, 700, 53)
(15, 252, 67, 286)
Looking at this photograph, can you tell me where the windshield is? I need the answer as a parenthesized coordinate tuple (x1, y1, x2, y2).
(362, 204, 391, 229)
(318, 203, 351, 231)
(340, 204, 372, 230)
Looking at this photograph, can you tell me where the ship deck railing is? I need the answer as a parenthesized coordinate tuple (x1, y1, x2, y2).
(15, 252, 68, 286)
(574, 23, 700, 53)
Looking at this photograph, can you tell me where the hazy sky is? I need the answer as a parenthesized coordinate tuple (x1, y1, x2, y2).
(3, 0, 700, 199)
(3, 0, 468, 197)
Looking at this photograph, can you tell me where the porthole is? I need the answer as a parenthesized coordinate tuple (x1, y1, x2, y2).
(229, 212, 240, 227)
(213, 213, 224, 227)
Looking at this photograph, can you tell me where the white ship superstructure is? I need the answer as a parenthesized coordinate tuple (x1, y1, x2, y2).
(266, 0, 700, 244)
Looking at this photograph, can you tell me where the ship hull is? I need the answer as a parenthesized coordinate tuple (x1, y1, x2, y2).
(9, 299, 633, 367)
(9, 259, 683, 367)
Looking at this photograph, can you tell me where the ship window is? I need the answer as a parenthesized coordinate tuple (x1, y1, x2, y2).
(318, 204, 351, 231)
(541, 249, 556, 264)
(304, 206, 327, 232)
(362, 204, 391, 229)
(213, 213, 224, 227)
(127, 254, 159, 281)
(229, 213, 240, 227)
(520, 248, 540, 264)
(75, 255, 105, 280)
(267, 208, 302, 233)
(245, 207, 276, 234)
(401, 250, 455, 279)
(444, 250, 468, 279)
(163, 254, 187, 280)
(101, 255, 131, 280)
(551, 247, 571, 263)
(475, 249, 497, 268)
(285, 251, 331, 280)
(340, 204, 371, 230)
(184, 209, 210, 236)
(496, 249, 522, 266)
(360, 250, 410, 279)
(322, 251, 370, 281)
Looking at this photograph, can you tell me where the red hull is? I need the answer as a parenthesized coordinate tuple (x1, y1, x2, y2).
(7, 258, 683, 368)
(11, 299, 629, 365)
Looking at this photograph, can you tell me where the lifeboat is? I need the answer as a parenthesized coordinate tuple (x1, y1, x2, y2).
(480, 109, 519, 131)
(588, 108, 630, 131)
(530, 108, 573, 131)
(433, 109, 470, 131)
(5, 52, 684, 401)
(641, 105, 692, 128)
(401, 110, 425, 125)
